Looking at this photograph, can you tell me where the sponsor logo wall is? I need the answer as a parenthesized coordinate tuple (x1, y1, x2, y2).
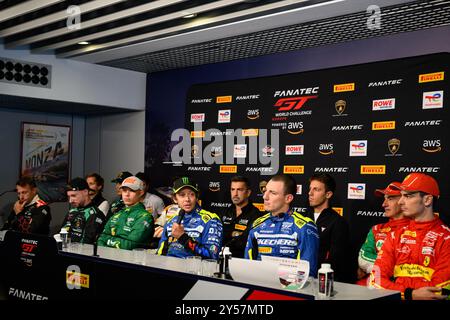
(147, 53, 449, 251)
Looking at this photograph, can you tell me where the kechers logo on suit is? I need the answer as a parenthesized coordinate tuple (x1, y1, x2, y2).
(422, 140, 441, 153)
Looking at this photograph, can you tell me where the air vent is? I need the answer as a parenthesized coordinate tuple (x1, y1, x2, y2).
(0, 57, 51, 88)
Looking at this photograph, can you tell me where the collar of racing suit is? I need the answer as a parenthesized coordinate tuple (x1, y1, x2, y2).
(24, 194, 40, 208)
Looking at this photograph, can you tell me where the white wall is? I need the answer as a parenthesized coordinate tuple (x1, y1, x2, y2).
(0, 45, 146, 110)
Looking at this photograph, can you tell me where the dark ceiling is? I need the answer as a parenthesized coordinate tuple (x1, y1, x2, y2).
(1, 0, 449, 73)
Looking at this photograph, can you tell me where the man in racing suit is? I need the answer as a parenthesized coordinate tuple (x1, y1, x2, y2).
(244, 174, 319, 277)
(370, 173, 450, 300)
(2, 176, 51, 235)
(157, 176, 223, 260)
(357, 181, 410, 285)
(98, 176, 154, 250)
(61, 178, 106, 244)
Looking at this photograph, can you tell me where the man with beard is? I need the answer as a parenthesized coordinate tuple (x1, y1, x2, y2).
(2, 176, 51, 235)
(220, 176, 261, 258)
(305, 173, 351, 282)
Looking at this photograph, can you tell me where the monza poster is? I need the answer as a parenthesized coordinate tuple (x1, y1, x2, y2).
(20, 122, 71, 202)
(146, 53, 449, 258)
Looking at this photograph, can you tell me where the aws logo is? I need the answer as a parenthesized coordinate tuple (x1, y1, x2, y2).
(319, 143, 334, 155)
(422, 140, 441, 153)
(287, 122, 304, 134)
(209, 182, 220, 192)
(247, 109, 260, 120)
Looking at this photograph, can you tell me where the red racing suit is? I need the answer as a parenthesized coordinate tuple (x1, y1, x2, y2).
(370, 217, 450, 298)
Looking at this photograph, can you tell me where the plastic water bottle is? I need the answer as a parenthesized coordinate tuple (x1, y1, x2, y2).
(217, 247, 233, 280)
(318, 263, 334, 298)
(60, 228, 68, 249)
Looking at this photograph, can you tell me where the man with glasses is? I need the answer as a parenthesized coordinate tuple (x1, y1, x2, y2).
(370, 173, 450, 300)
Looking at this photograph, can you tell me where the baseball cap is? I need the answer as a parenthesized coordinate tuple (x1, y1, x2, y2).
(374, 182, 402, 197)
(120, 176, 144, 191)
(135, 171, 149, 184)
(111, 171, 132, 183)
(67, 177, 90, 191)
(173, 176, 199, 194)
(392, 173, 440, 197)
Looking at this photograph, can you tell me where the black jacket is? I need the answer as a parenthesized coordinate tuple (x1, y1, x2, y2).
(2, 197, 51, 235)
(220, 202, 261, 258)
(305, 207, 351, 282)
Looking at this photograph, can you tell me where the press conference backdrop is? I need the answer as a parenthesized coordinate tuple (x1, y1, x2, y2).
(147, 53, 449, 257)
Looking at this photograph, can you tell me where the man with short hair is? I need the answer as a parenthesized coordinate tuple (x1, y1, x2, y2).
(305, 173, 351, 282)
(370, 173, 450, 300)
(245, 174, 319, 277)
(357, 181, 409, 284)
(2, 176, 51, 235)
(158, 176, 223, 260)
(135, 171, 165, 220)
(98, 176, 154, 250)
(62, 177, 106, 244)
(86, 172, 110, 216)
(220, 175, 261, 258)
(108, 171, 133, 217)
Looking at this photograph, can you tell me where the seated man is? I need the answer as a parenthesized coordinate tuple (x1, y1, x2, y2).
(98, 176, 154, 250)
(2, 176, 51, 235)
(220, 175, 261, 258)
(157, 176, 223, 260)
(136, 171, 165, 220)
(108, 171, 133, 217)
(86, 172, 110, 217)
(357, 181, 409, 285)
(245, 174, 319, 277)
(370, 173, 450, 300)
(62, 178, 106, 244)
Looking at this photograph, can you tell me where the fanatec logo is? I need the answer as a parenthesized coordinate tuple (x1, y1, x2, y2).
(236, 94, 260, 100)
(368, 79, 403, 87)
(315, 167, 348, 173)
(357, 211, 385, 217)
(404, 120, 442, 127)
(332, 124, 363, 131)
(399, 167, 440, 173)
(191, 98, 212, 103)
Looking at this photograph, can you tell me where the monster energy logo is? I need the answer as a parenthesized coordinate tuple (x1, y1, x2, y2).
(182, 177, 189, 184)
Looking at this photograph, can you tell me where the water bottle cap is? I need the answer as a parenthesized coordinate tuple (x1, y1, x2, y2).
(223, 246, 231, 255)
(60, 228, 68, 234)
(321, 263, 331, 269)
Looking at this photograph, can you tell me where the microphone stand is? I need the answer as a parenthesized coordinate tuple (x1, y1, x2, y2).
(0, 190, 16, 197)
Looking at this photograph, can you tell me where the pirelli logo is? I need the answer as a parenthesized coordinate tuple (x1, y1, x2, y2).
(242, 129, 259, 136)
(216, 95, 232, 103)
(372, 121, 395, 130)
(333, 83, 355, 93)
(66, 271, 90, 288)
(360, 165, 386, 175)
(234, 224, 247, 231)
(418, 71, 444, 83)
(333, 207, 343, 216)
(253, 203, 265, 212)
(283, 165, 304, 174)
(258, 247, 272, 254)
(190, 131, 205, 138)
(220, 165, 237, 173)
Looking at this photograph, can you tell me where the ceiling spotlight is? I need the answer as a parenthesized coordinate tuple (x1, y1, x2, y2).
(78, 41, 90, 45)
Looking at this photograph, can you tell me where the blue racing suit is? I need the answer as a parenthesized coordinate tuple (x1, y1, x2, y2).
(245, 211, 319, 277)
(157, 205, 223, 260)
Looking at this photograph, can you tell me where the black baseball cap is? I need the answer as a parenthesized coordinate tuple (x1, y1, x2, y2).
(111, 171, 133, 183)
(67, 177, 90, 191)
(173, 176, 199, 194)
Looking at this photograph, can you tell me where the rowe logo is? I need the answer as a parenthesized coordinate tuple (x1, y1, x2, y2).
(418, 71, 444, 83)
(285, 145, 304, 155)
(333, 83, 355, 92)
(372, 98, 396, 111)
(274, 96, 318, 111)
(360, 165, 386, 175)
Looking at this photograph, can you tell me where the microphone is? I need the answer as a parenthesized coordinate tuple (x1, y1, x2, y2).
(176, 209, 186, 224)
